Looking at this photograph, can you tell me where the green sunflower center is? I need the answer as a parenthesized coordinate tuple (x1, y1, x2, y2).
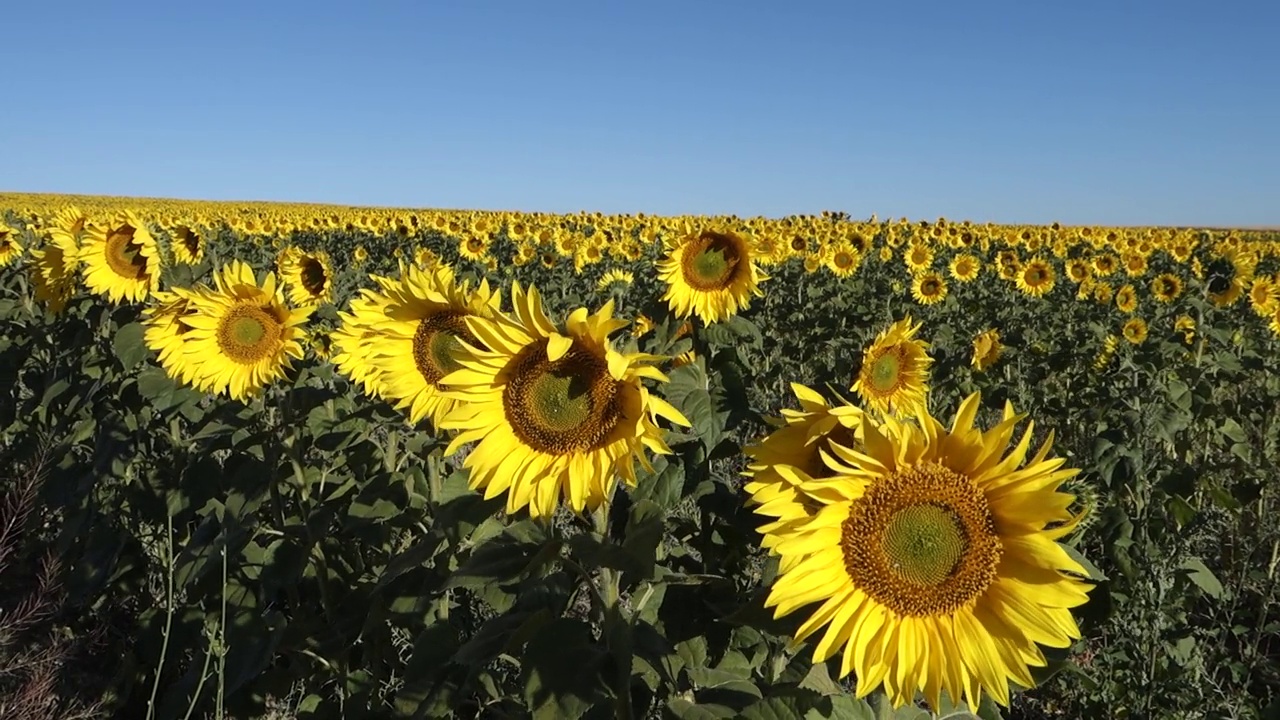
(105, 226, 149, 280)
(412, 311, 477, 385)
(299, 256, 328, 296)
(840, 461, 1001, 617)
(868, 350, 903, 394)
(503, 338, 621, 454)
(834, 251, 854, 269)
(681, 232, 743, 291)
(216, 303, 284, 363)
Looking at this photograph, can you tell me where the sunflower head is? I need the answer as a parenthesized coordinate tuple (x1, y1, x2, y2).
(1015, 258, 1055, 298)
(1122, 317, 1148, 345)
(949, 254, 979, 282)
(1151, 273, 1183, 303)
(971, 329, 1003, 372)
(757, 392, 1094, 711)
(0, 226, 25, 267)
(852, 317, 932, 418)
(281, 249, 335, 306)
(658, 229, 768, 324)
(171, 226, 204, 264)
(79, 211, 162, 303)
(440, 283, 690, 517)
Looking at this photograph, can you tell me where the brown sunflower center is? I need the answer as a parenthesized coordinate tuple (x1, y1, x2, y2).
(503, 338, 621, 454)
(216, 303, 284, 363)
(834, 251, 855, 269)
(466, 237, 485, 254)
(299, 256, 328, 296)
(105, 225, 149, 280)
(178, 228, 201, 256)
(411, 311, 476, 385)
(921, 278, 941, 296)
(840, 461, 1001, 616)
(1025, 267, 1046, 285)
(682, 232, 743, 291)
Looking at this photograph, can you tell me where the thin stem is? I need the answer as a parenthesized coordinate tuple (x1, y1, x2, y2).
(146, 510, 176, 720)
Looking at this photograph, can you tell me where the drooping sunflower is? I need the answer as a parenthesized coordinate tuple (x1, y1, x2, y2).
(597, 268, 634, 292)
(364, 263, 503, 428)
(949, 254, 980, 282)
(852, 317, 932, 418)
(439, 283, 691, 518)
(658, 229, 768, 325)
(0, 225, 24, 267)
(1015, 258, 1055, 298)
(171, 225, 204, 264)
(1122, 317, 1148, 344)
(1114, 284, 1138, 314)
(912, 273, 948, 305)
(1150, 273, 1183, 304)
(758, 392, 1093, 711)
(280, 249, 335, 306)
(179, 260, 313, 401)
(744, 384, 864, 560)
(142, 288, 208, 386)
(29, 235, 79, 314)
(971, 329, 1003, 372)
(78, 211, 162, 303)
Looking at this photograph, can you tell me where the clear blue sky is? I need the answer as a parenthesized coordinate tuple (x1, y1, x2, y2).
(2, 1, 1276, 226)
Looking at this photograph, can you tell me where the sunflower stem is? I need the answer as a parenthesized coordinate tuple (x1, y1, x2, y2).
(591, 504, 633, 720)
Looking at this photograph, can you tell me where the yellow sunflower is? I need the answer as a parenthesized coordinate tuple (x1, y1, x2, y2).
(948, 254, 980, 282)
(825, 241, 861, 278)
(1094, 335, 1119, 370)
(439, 283, 690, 518)
(142, 288, 208, 386)
(1150, 273, 1183, 304)
(280, 249, 335, 306)
(912, 273, 948, 305)
(757, 392, 1093, 711)
(353, 245, 369, 264)
(0, 225, 24, 267)
(658, 229, 768, 325)
(1174, 315, 1196, 345)
(971, 329, 1003, 372)
(1114, 284, 1138, 314)
(459, 233, 491, 262)
(29, 235, 79, 314)
(331, 287, 395, 400)
(744, 384, 864, 561)
(179, 260, 313, 401)
(904, 243, 933, 274)
(45, 206, 89, 267)
(365, 263, 503, 428)
(1248, 275, 1278, 316)
(852, 317, 932, 418)
(1122, 317, 1148, 344)
(1091, 254, 1118, 277)
(1064, 259, 1090, 284)
(1015, 258, 1055, 298)
(171, 225, 204, 264)
(597, 268, 634, 292)
(78, 211, 162, 303)
(1121, 252, 1148, 277)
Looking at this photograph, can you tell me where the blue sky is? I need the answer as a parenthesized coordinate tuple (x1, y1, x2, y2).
(1, 1, 1276, 226)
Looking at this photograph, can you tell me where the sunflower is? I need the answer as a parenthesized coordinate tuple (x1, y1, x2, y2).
(971, 329, 1003, 372)
(744, 384, 864, 557)
(353, 245, 369, 264)
(852, 317, 932, 418)
(45, 206, 89, 266)
(631, 313, 655, 338)
(439, 284, 690, 518)
(1015, 258, 1055, 298)
(78, 211, 161, 303)
(179, 260, 313, 401)
(1205, 244, 1255, 308)
(171, 225, 204, 264)
(1248, 275, 1278, 316)
(1091, 254, 1118, 277)
(1094, 335, 1119, 370)
(1064, 259, 1090, 284)
(416, 246, 442, 269)
(825, 241, 861, 278)
(912, 273, 948, 305)
(0, 225, 24, 267)
(597, 268, 634, 292)
(1174, 315, 1196, 345)
(1122, 317, 1148, 344)
(331, 287, 394, 399)
(364, 263, 502, 428)
(29, 235, 79, 314)
(904, 243, 933, 274)
(1121, 252, 1148, 277)
(1114, 284, 1138, 314)
(280, 249, 335, 306)
(1092, 282, 1114, 306)
(142, 288, 207, 386)
(658, 229, 768, 325)
(458, 233, 490, 262)
(1150, 273, 1183, 304)
(949, 254, 980, 282)
(757, 392, 1093, 711)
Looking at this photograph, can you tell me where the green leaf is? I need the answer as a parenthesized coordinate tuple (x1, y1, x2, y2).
(113, 321, 149, 370)
(1178, 557, 1224, 599)
(521, 618, 607, 720)
(798, 662, 844, 696)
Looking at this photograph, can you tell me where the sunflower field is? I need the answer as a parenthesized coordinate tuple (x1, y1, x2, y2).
(1, 191, 1278, 719)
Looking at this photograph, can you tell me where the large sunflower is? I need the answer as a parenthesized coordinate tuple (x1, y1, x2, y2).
(78, 210, 162, 303)
(331, 287, 394, 400)
(1015, 258, 1055, 298)
(658, 228, 767, 324)
(366, 263, 503, 428)
(180, 260, 313, 401)
(0, 225, 24, 268)
(142, 288, 208, 385)
(439, 283, 690, 518)
(280, 248, 335, 306)
(852, 317, 932, 418)
(911, 273, 947, 306)
(757, 392, 1093, 711)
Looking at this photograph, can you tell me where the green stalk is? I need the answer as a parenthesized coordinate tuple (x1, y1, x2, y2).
(592, 505, 632, 720)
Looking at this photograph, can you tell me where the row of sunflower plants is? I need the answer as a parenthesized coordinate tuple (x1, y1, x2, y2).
(0, 203, 1278, 719)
